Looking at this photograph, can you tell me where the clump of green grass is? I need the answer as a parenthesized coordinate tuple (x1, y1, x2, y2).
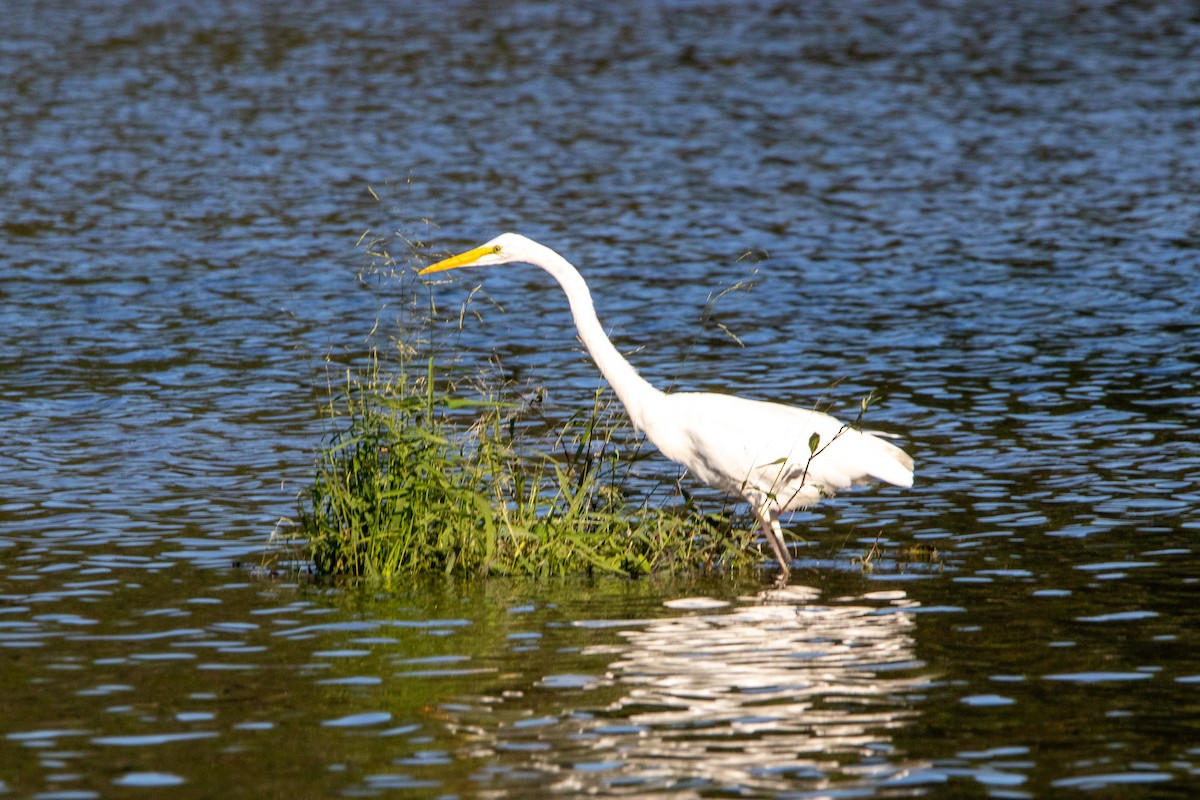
(292, 223, 761, 581)
(298, 342, 753, 581)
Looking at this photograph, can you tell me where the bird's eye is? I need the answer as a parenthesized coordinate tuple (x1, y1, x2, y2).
(492, 246, 502, 254)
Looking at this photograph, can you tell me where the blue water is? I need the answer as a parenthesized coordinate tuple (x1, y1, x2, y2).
(2, 0, 1199, 797)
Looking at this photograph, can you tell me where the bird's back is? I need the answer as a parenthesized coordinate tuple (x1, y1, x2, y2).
(642, 391, 913, 512)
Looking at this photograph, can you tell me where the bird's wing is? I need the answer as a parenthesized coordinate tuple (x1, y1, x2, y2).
(650, 392, 912, 511)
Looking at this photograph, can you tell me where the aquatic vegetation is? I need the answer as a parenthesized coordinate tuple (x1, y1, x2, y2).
(297, 343, 755, 580)
(849, 534, 943, 575)
(290, 229, 764, 580)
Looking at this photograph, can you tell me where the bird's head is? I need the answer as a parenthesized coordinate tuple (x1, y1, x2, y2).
(419, 232, 533, 275)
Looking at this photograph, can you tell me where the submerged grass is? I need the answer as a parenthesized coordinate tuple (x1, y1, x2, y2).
(298, 340, 754, 581)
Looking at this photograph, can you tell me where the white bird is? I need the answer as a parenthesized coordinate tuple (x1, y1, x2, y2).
(419, 233, 913, 581)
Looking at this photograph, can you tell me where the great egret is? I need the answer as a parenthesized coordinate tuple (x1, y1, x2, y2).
(420, 233, 913, 580)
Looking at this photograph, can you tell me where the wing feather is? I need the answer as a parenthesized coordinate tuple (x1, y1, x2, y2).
(645, 392, 913, 511)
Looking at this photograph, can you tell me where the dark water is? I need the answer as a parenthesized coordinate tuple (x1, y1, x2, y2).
(3, 0, 1200, 797)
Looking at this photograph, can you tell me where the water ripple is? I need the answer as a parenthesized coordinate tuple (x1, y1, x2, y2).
(1, 0, 1198, 797)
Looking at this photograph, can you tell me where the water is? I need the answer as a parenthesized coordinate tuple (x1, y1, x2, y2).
(3, 0, 1200, 796)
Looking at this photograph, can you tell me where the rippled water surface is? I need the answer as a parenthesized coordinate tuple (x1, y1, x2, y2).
(3, 0, 1200, 797)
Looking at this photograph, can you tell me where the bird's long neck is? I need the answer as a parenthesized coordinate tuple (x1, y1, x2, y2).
(530, 244, 666, 433)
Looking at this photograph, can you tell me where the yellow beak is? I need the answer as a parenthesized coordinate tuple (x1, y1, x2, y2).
(418, 244, 498, 275)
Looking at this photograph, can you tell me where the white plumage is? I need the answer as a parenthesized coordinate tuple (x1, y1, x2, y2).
(421, 233, 913, 580)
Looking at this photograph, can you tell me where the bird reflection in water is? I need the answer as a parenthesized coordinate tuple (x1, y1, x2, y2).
(559, 586, 929, 794)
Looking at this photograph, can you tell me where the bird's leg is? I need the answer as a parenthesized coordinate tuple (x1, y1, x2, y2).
(754, 504, 791, 583)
